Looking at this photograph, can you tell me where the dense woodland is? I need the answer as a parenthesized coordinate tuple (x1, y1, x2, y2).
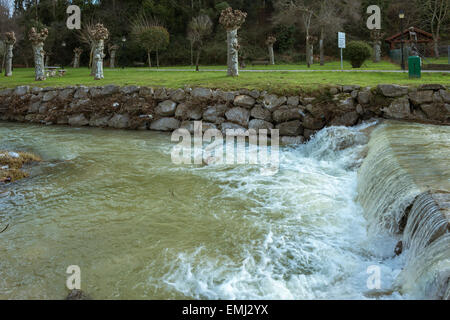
(0, 0, 449, 68)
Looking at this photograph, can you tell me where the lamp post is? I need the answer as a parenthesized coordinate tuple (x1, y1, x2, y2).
(399, 10, 405, 71)
(121, 36, 126, 69)
(61, 41, 66, 69)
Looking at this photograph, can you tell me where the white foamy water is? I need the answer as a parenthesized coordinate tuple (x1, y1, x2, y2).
(0, 121, 415, 299)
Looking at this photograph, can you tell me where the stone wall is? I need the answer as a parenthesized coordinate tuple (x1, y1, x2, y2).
(0, 84, 448, 144)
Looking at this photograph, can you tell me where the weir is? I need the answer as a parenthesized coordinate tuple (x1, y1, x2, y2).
(357, 121, 450, 299)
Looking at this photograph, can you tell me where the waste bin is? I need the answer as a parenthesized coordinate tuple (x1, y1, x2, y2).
(408, 56, 421, 78)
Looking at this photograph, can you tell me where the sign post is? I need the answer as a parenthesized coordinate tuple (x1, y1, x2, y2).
(338, 32, 346, 71)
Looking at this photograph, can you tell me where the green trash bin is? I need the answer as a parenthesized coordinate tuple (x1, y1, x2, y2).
(408, 56, 421, 78)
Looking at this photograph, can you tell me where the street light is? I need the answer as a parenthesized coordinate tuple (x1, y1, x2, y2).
(61, 41, 67, 69)
(399, 10, 405, 70)
(121, 36, 127, 69)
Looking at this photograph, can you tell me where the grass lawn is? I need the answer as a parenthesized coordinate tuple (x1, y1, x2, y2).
(1, 66, 448, 95)
(162, 60, 402, 71)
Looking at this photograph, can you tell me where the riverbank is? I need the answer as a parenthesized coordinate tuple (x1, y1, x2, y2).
(0, 68, 448, 95)
(0, 150, 41, 183)
(0, 84, 448, 145)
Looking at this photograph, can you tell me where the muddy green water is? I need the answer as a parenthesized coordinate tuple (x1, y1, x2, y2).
(0, 121, 422, 299)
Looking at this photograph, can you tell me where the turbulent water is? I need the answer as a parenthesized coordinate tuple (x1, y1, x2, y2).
(357, 121, 450, 299)
(0, 121, 445, 299)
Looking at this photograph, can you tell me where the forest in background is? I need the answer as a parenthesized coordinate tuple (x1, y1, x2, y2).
(0, 0, 449, 68)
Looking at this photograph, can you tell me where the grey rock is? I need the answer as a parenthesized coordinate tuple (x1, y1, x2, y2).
(221, 122, 247, 135)
(218, 90, 237, 102)
(337, 97, 355, 112)
(225, 107, 250, 127)
(234, 95, 256, 108)
(250, 105, 272, 122)
(175, 103, 202, 120)
(439, 89, 450, 103)
(59, 88, 74, 100)
(330, 112, 359, 127)
(43, 91, 58, 102)
(382, 97, 411, 119)
(101, 85, 120, 96)
(329, 87, 339, 95)
(303, 129, 316, 140)
(0, 89, 13, 96)
(120, 85, 140, 95)
(357, 90, 371, 105)
(356, 104, 364, 115)
(14, 86, 30, 95)
(89, 115, 111, 127)
(418, 84, 445, 91)
(276, 120, 303, 136)
(28, 101, 41, 113)
(156, 100, 178, 116)
(170, 89, 186, 102)
(420, 103, 449, 122)
(248, 119, 274, 131)
(302, 115, 325, 130)
(263, 94, 287, 111)
(108, 114, 130, 129)
(272, 107, 304, 123)
(74, 86, 89, 99)
(139, 87, 154, 97)
(351, 90, 359, 99)
(301, 97, 316, 104)
(192, 87, 212, 100)
(203, 104, 228, 123)
(409, 90, 434, 105)
(180, 121, 217, 134)
(287, 96, 300, 107)
(154, 88, 168, 100)
(150, 117, 180, 131)
(433, 91, 443, 103)
(343, 85, 360, 93)
(68, 114, 89, 126)
(377, 84, 409, 97)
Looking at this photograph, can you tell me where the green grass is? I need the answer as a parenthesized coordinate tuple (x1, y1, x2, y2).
(1, 66, 448, 95)
(162, 59, 402, 71)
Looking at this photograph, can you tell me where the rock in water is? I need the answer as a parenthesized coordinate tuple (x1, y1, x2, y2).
(395, 241, 403, 256)
(66, 289, 92, 300)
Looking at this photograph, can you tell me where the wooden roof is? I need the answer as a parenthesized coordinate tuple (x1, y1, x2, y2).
(385, 27, 434, 44)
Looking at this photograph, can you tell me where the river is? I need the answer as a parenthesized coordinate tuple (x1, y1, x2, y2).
(0, 121, 445, 299)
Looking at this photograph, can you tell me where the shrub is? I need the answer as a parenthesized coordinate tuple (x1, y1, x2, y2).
(343, 41, 372, 68)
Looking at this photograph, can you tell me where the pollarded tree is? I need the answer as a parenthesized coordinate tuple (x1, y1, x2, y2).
(73, 47, 83, 68)
(132, 16, 170, 68)
(370, 30, 385, 63)
(266, 36, 276, 65)
(4, 32, 16, 77)
(108, 44, 119, 68)
(187, 15, 213, 72)
(219, 7, 247, 77)
(29, 27, 48, 81)
(91, 23, 109, 80)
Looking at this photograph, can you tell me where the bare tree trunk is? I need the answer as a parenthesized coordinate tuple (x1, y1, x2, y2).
(45, 54, 50, 67)
(90, 46, 95, 76)
(309, 43, 314, 65)
(319, 28, 324, 66)
(147, 50, 152, 68)
(73, 53, 80, 68)
(373, 41, 381, 63)
(433, 38, 439, 58)
(110, 50, 117, 68)
(306, 37, 311, 68)
(227, 29, 239, 77)
(196, 48, 201, 71)
(32, 42, 46, 81)
(94, 39, 105, 80)
(190, 41, 194, 66)
(156, 50, 159, 68)
(5, 43, 14, 77)
(268, 44, 275, 65)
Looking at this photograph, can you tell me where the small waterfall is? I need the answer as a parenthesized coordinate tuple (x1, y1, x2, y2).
(357, 121, 450, 299)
